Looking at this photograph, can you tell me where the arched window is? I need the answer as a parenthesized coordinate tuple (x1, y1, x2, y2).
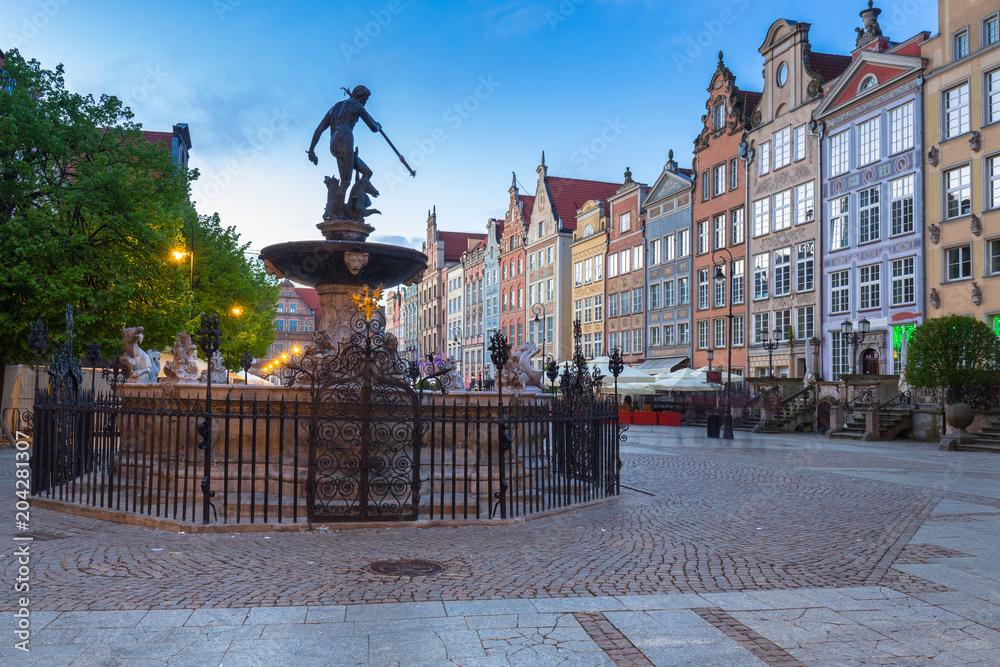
(859, 75, 878, 92)
(583, 224, 594, 238)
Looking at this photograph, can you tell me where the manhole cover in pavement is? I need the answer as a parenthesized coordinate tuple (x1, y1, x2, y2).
(365, 560, 444, 576)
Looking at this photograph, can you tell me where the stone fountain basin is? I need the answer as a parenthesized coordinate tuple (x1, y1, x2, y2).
(259, 240, 427, 288)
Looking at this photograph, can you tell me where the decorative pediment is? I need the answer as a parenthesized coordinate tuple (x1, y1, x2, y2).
(814, 51, 923, 119)
(643, 167, 692, 210)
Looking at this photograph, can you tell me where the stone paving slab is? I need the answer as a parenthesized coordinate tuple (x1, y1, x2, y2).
(4, 430, 1000, 664)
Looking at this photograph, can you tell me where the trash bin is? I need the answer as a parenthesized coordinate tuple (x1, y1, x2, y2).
(706, 414, 721, 439)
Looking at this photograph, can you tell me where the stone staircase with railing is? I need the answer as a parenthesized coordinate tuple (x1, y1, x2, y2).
(954, 415, 1000, 452)
(830, 391, 913, 441)
(752, 385, 816, 433)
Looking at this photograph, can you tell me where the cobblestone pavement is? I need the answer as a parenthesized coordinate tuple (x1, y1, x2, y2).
(3, 427, 1000, 665)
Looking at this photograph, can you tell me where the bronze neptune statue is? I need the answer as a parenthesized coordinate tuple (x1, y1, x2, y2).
(307, 85, 415, 222)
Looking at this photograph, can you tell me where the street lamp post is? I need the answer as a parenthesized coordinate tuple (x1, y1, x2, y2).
(841, 317, 871, 375)
(532, 302, 547, 370)
(452, 324, 463, 385)
(712, 248, 736, 439)
(762, 327, 782, 378)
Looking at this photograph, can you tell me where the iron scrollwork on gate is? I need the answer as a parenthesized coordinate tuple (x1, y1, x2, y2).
(290, 292, 422, 522)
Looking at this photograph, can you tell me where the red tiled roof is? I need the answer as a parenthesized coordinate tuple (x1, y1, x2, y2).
(142, 131, 173, 150)
(518, 195, 534, 225)
(809, 52, 853, 84)
(294, 286, 319, 313)
(740, 91, 763, 118)
(545, 177, 621, 231)
(440, 231, 487, 262)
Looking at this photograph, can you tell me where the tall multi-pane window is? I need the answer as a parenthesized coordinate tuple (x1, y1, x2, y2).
(945, 165, 972, 218)
(594, 332, 603, 357)
(583, 333, 593, 358)
(649, 284, 661, 310)
(619, 211, 631, 233)
(859, 186, 880, 243)
(583, 258, 593, 283)
(633, 246, 643, 271)
(990, 240, 1000, 275)
(796, 242, 814, 292)
(583, 296, 593, 323)
(730, 158, 738, 190)
(888, 103, 914, 154)
(595, 255, 603, 280)
(648, 326, 660, 348)
(859, 264, 881, 310)
(831, 195, 850, 250)
(773, 127, 791, 169)
(697, 220, 709, 255)
(947, 245, 972, 280)
(990, 155, 1000, 210)
(713, 214, 726, 250)
(753, 312, 770, 344)
(633, 288, 643, 314)
(620, 291, 631, 316)
(891, 258, 915, 305)
(678, 322, 690, 344)
(752, 198, 769, 237)
(890, 175, 915, 235)
(831, 131, 850, 176)
(953, 29, 969, 60)
(773, 189, 792, 231)
(714, 270, 726, 308)
(831, 332, 850, 379)
(608, 293, 618, 318)
(858, 117, 880, 166)
(663, 281, 675, 308)
(759, 141, 771, 176)
(713, 319, 726, 349)
(650, 239, 660, 265)
(985, 16, 999, 46)
(574, 262, 583, 287)
(574, 300, 583, 324)
(795, 181, 814, 224)
(664, 325, 675, 346)
(701, 171, 710, 201)
(831, 270, 850, 314)
(774, 310, 791, 340)
(988, 70, 1000, 125)
(796, 306, 814, 340)
(773, 247, 791, 296)
(664, 234, 675, 261)
(697, 268, 710, 310)
(592, 295, 603, 322)
(731, 208, 744, 245)
(793, 125, 806, 161)
(697, 320, 710, 349)
(731, 314, 744, 347)
(944, 84, 970, 139)
(732, 258, 745, 304)
(678, 277, 690, 305)
(620, 249, 631, 274)
(714, 164, 726, 196)
(753, 253, 769, 300)
(713, 102, 726, 130)
(677, 229, 691, 257)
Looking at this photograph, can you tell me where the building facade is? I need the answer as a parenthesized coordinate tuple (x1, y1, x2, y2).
(643, 153, 695, 372)
(461, 239, 486, 384)
(482, 217, 503, 380)
(571, 200, 610, 361)
(606, 172, 649, 364)
(499, 175, 532, 350)
(446, 264, 464, 374)
(747, 19, 850, 378)
(921, 0, 1000, 330)
(815, 7, 928, 379)
(691, 53, 759, 379)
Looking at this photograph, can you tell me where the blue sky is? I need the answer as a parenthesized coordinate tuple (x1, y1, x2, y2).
(4, 0, 937, 253)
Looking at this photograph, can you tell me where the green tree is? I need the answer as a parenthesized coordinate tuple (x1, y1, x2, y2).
(904, 315, 1000, 404)
(0, 50, 192, 388)
(177, 211, 279, 370)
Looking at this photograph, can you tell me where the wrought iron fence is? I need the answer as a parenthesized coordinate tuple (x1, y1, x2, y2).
(30, 389, 620, 524)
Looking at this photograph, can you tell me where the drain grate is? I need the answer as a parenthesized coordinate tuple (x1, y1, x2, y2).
(365, 559, 444, 576)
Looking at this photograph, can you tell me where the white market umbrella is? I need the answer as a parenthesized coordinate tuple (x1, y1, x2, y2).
(652, 367, 732, 392)
(612, 382, 659, 395)
(587, 356, 654, 384)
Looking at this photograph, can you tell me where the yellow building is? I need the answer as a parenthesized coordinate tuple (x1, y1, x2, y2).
(922, 1, 1000, 328)
(571, 200, 610, 360)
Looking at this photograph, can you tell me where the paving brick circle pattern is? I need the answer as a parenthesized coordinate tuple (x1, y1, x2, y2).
(4, 452, 943, 611)
(365, 559, 445, 576)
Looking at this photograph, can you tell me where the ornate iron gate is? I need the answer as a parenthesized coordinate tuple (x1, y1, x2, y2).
(298, 307, 422, 522)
